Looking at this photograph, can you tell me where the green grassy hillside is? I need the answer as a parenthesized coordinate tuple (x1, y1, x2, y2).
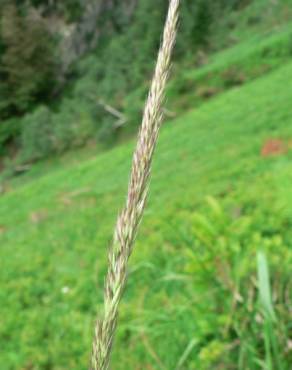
(2, 0, 292, 165)
(1, 15, 292, 370)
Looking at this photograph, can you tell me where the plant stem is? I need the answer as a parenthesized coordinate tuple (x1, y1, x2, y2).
(91, 1, 180, 369)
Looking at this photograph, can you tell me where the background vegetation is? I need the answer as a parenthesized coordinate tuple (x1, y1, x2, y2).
(1, 0, 287, 165)
(0, 0, 292, 369)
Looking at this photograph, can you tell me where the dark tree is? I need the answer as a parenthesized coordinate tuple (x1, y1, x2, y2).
(0, 2, 57, 117)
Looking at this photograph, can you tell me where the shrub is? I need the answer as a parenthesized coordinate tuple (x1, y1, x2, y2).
(0, 118, 20, 154)
(21, 106, 54, 161)
(18, 97, 98, 162)
(182, 197, 292, 368)
(52, 100, 95, 153)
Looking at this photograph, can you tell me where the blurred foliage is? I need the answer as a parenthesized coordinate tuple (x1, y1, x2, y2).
(0, 0, 266, 162)
(0, 2, 57, 118)
(0, 0, 292, 368)
(0, 56, 292, 368)
(182, 197, 291, 368)
(21, 106, 54, 161)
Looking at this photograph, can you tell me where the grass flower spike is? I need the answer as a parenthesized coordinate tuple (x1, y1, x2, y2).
(91, 0, 180, 369)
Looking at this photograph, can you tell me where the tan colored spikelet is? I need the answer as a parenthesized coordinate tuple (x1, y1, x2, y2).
(91, 1, 180, 369)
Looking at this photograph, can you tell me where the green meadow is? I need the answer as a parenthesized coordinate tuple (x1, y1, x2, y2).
(1, 12, 292, 370)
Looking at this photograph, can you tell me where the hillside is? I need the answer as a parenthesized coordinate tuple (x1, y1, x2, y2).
(1, 0, 292, 168)
(1, 26, 292, 368)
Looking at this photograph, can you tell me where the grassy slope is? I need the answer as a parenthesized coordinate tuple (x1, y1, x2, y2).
(167, 23, 292, 114)
(1, 31, 292, 370)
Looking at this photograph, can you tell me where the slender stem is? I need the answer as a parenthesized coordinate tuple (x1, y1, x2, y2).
(91, 1, 180, 369)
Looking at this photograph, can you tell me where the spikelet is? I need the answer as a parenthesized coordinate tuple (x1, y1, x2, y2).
(91, 1, 180, 368)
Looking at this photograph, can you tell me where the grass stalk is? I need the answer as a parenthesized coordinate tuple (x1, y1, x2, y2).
(91, 1, 180, 369)
(257, 250, 283, 370)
